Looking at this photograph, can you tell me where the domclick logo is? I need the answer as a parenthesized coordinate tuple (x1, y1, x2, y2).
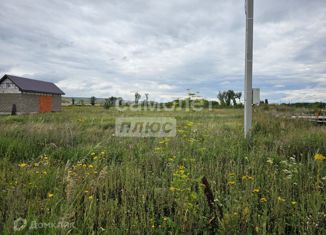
(13, 217, 27, 231)
(13, 218, 74, 231)
(115, 117, 176, 137)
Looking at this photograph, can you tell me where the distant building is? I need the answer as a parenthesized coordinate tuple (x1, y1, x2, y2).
(0, 74, 65, 114)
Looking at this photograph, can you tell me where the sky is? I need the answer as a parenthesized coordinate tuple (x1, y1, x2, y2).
(0, 0, 325, 102)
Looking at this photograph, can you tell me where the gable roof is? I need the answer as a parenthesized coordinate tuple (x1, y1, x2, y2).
(0, 74, 65, 95)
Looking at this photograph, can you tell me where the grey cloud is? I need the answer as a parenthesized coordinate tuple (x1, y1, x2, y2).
(0, 0, 325, 102)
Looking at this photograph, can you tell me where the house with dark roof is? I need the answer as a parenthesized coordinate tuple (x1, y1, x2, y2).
(0, 74, 65, 114)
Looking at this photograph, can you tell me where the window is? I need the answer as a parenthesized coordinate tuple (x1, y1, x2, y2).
(6, 83, 11, 88)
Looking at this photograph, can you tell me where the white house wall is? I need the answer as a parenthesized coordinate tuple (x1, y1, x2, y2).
(0, 78, 21, 93)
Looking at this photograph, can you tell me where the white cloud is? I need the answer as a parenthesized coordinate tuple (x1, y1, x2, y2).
(0, 0, 325, 102)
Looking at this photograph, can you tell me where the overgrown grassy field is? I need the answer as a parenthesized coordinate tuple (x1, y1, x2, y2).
(0, 106, 325, 234)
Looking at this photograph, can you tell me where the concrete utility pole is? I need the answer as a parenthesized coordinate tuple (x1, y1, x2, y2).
(244, 0, 254, 137)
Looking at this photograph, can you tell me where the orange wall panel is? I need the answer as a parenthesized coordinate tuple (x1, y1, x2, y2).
(39, 96, 53, 112)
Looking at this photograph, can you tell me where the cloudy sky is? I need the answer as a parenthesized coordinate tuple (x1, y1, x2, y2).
(0, 0, 325, 102)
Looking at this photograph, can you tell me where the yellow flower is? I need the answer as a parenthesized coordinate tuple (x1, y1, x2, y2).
(91, 152, 96, 156)
(186, 121, 193, 127)
(18, 163, 28, 168)
(168, 156, 176, 162)
(314, 153, 326, 161)
(291, 201, 297, 206)
(169, 187, 176, 192)
(88, 195, 94, 200)
(260, 197, 268, 203)
(252, 188, 260, 193)
(277, 196, 286, 202)
(266, 158, 273, 164)
(88, 164, 94, 169)
(47, 193, 54, 198)
(228, 172, 236, 177)
(228, 181, 236, 186)
(242, 175, 254, 181)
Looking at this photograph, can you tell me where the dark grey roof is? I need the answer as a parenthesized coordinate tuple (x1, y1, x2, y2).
(0, 74, 65, 95)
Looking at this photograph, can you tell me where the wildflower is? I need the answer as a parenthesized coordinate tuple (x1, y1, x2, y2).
(100, 151, 105, 155)
(314, 153, 326, 161)
(242, 175, 254, 181)
(168, 156, 176, 162)
(169, 187, 176, 192)
(228, 172, 236, 177)
(260, 197, 268, 203)
(291, 201, 297, 206)
(84, 190, 89, 193)
(48, 193, 54, 198)
(82, 164, 87, 168)
(186, 121, 193, 127)
(178, 165, 185, 174)
(88, 164, 94, 169)
(42, 171, 47, 175)
(252, 188, 260, 193)
(88, 195, 94, 200)
(282, 169, 291, 174)
(228, 181, 236, 187)
(91, 152, 96, 156)
(18, 163, 28, 168)
(277, 196, 286, 202)
(266, 158, 273, 164)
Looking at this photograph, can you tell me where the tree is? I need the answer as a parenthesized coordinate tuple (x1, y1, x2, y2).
(90, 96, 96, 106)
(234, 92, 242, 105)
(226, 90, 235, 106)
(217, 90, 242, 106)
(135, 92, 141, 104)
(265, 99, 269, 104)
(217, 91, 227, 106)
(72, 98, 75, 105)
(104, 96, 123, 109)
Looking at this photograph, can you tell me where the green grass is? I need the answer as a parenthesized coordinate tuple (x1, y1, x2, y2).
(0, 106, 325, 234)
